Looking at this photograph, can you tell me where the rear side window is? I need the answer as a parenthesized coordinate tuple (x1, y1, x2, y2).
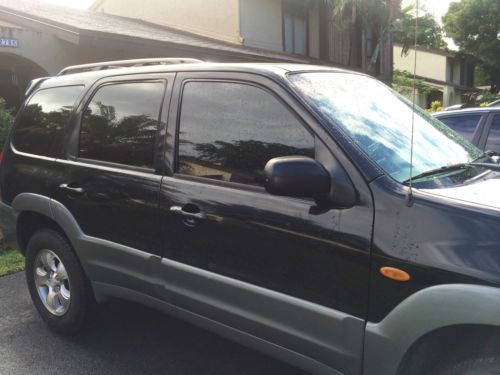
(439, 114, 482, 142)
(177, 81, 315, 186)
(13, 86, 83, 157)
(79, 81, 165, 169)
(486, 115, 500, 152)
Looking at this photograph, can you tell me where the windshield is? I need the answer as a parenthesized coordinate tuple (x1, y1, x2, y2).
(289, 72, 483, 183)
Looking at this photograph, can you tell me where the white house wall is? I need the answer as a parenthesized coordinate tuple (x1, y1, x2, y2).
(393, 45, 447, 83)
(239, 0, 283, 51)
(93, 0, 241, 44)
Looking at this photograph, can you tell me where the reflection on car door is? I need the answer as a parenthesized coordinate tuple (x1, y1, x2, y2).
(158, 73, 374, 374)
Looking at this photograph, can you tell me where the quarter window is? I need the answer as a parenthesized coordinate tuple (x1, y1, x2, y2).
(439, 114, 482, 142)
(177, 81, 315, 186)
(79, 81, 165, 168)
(486, 115, 500, 152)
(13, 86, 83, 157)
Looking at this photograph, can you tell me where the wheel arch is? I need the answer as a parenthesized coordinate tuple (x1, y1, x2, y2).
(397, 324, 500, 375)
(364, 284, 500, 375)
(12, 193, 83, 255)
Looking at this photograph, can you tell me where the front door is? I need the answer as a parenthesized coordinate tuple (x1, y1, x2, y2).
(159, 73, 374, 374)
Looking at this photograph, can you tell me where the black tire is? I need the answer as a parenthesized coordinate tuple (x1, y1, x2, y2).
(25, 229, 92, 335)
(437, 355, 500, 375)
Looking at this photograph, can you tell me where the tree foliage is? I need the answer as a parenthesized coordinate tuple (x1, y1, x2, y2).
(392, 69, 435, 97)
(393, 8, 447, 55)
(443, 0, 500, 92)
(0, 98, 15, 149)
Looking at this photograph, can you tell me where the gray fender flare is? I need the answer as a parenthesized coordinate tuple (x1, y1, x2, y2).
(11, 193, 84, 248)
(364, 284, 500, 375)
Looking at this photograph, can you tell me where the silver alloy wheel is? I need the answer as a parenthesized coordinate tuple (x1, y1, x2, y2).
(34, 249, 71, 316)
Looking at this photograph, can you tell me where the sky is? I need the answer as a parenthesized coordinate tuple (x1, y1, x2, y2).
(402, 0, 456, 25)
(402, 0, 458, 49)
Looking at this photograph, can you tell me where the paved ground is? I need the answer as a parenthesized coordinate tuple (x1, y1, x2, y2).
(0, 272, 304, 375)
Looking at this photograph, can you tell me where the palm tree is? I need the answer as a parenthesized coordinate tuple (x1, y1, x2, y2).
(323, 0, 401, 75)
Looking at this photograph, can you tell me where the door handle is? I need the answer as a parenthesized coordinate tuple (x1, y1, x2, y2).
(59, 183, 85, 195)
(170, 205, 207, 221)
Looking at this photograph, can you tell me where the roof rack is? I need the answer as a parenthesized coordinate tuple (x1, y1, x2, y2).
(57, 58, 204, 76)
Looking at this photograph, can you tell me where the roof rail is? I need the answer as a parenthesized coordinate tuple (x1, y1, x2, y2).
(57, 58, 204, 76)
(25, 77, 51, 97)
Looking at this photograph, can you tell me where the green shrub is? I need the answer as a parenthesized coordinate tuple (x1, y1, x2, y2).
(427, 100, 444, 113)
(0, 98, 15, 149)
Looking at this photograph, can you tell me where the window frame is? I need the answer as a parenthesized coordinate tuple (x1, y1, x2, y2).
(75, 78, 168, 174)
(484, 113, 500, 152)
(437, 113, 483, 143)
(173, 77, 317, 192)
(10, 84, 85, 159)
(282, 1, 310, 56)
(436, 113, 487, 148)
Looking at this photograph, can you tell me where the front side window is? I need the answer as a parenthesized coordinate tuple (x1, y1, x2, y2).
(289, 72, 482, 184)
(486, 115, 500, 152)
(439, 114, 482, 142)
(79, 81, 165, 168)
(13, 86, 83, 157)
(177, 81, 315, 186)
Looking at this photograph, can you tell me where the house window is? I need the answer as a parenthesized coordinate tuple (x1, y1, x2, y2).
(283, 1, 308, 55)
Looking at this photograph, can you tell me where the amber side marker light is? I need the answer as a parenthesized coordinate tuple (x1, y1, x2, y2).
(380, 267, 411, 282)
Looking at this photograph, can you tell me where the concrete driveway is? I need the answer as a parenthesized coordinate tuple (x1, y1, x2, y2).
(0, 272, 304, 375)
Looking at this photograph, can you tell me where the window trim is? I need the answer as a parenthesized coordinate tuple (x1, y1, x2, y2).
(174, 78, 317, 190)
(76, 79, 168, 173)
(11, 84, 85, 158)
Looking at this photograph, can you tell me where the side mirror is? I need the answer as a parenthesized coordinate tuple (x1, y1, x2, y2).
(264, 156, 331, 198)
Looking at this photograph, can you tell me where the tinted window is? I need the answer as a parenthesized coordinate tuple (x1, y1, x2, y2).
(13, 86, 83, 157)
(486, 115, 500, 152)
(178, 82, 315, 186)
(79, 82, 165, 168)
(439, 114, 482, 142)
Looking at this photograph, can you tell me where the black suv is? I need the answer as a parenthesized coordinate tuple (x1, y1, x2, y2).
(1, 59, 500, 375)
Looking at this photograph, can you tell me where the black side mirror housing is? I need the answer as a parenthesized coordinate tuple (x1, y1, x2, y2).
(264, 156, 331, 198)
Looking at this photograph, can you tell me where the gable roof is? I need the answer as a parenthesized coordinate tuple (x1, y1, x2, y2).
(0, 0, 310, 63)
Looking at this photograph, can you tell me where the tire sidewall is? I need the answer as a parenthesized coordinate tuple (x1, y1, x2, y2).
(25, 229, 88, 335)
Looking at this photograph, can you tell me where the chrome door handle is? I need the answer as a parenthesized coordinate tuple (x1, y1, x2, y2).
(59, 183, 85, 195)
(170, 205, 207, 221)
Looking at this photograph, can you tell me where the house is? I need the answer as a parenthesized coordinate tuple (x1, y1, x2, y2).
(91, 0, 396, 82)
(393, 42, 475, 108)
(0, 0, 396, 110)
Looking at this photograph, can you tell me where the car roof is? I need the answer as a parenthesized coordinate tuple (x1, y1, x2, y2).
(433, 107, 500, 117)
(36, 62, 362, 90)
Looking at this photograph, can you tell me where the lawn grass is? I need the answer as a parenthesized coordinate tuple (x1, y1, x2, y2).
(0, 247, 25, 277)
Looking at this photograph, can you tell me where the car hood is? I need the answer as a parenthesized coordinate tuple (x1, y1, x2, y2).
(420, 175, 500, 211)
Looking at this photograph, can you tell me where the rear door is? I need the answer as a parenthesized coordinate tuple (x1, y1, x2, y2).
(57, 73, 174, 294)
(158, 72, 374, 374)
